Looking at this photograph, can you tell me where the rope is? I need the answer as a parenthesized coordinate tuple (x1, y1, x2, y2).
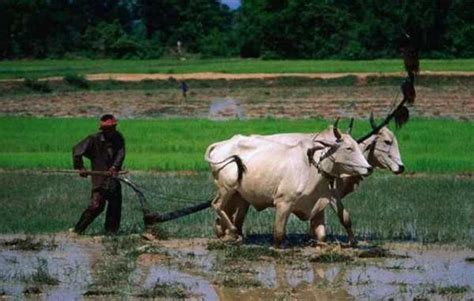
(118, 176, 213, 225)
(121, 176, 213, 206)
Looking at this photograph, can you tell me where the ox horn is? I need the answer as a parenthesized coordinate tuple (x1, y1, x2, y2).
(333, 118, 342, 140)
(347, 118, 354, 134)
(369, 112, 377, 130)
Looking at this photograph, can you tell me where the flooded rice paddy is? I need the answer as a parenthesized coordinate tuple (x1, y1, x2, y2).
(0, 234, 473, 300)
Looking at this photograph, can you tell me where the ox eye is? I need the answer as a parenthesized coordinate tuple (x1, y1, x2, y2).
(384, 140, 392, 145)
(346, 147, 353, 151)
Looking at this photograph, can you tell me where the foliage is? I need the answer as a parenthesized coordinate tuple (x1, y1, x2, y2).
(1, 0, 474, 59)
(63, 73, 90, 89)
(0, 117, 472, 173)
(23, 78, 52, 93)
(136, 282, 188, 298)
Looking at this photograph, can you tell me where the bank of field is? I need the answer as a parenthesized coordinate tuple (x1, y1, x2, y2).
(0, 117, 472, 173)
(1, 59, 474, 79)
(0, 171, 473, 246)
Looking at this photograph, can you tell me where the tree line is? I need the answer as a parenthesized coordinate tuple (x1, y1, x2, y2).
(1, 0, 473, 59)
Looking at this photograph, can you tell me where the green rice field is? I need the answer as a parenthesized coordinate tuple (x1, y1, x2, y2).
(0, 117, 472, 173)
(1, 58, 474, 79)
(1, 116, 472, 244)
(0, 171, 472, 246)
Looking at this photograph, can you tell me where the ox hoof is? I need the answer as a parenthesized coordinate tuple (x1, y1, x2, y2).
(141, 232, 156, 241)
(221, 232, 242, 244)
(272, 240, 288, 249)
(315, 241, 328, 249)
(214, 225, 225, 238)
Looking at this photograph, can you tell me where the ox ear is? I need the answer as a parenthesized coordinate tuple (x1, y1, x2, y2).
(313, 131, 340, 148)
(313, 140, 336, 148)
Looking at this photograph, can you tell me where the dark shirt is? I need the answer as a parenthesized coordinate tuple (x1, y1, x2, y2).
(72, 131, 125, 190)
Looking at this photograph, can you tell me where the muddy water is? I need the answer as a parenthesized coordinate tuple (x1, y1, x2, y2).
(346, 245, 474, 300)
(0, 235, 473, 300)
(0, 235, 97, 300)
(140, 240, 474, 300)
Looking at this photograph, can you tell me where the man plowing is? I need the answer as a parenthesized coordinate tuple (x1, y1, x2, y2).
(70, 114, 126, 235)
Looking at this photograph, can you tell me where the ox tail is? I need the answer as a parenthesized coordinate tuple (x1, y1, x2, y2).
(232, 155, 246, 183)
(211, 154, 246, 184)
(205, 143, 246, 183)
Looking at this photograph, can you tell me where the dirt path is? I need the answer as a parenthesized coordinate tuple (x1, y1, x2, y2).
(2, 71, 474, 82)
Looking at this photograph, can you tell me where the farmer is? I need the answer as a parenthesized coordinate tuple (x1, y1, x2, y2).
(70, 114, 126, 235)
(180, 81, 188, 100)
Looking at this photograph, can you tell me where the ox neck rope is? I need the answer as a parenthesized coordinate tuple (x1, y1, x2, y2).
(316, 147, 370, 184)
(314, 148, 338, 185)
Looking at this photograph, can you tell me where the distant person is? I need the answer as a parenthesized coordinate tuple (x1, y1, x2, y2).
(181, 81, 189, 100)
(70, 114, 126, 235)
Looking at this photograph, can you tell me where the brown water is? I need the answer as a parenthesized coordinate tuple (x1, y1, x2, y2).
(0, 236, 473, 300)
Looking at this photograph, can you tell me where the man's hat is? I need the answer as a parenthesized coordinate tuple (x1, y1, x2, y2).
(100, 114, 118, 129)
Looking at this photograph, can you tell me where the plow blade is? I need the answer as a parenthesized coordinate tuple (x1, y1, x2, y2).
(143, 200, 212, 225)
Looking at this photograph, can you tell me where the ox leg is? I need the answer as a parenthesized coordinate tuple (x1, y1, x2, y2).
(309, 198, 331, 243)
(211, 191, 239, 239)
(329, 199, 357, 246)
(233, 195, 250, 236)
(273, 201, 292, 248)
(214, 194, 248, 238)
(214, 195, 235, 238)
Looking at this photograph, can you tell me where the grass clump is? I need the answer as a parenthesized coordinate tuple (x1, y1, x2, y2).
(63, 73, 89, 89)
(358, 247, 389, 258)
(136, 282, 188, 299)
(31, 258, 59, 286)
(23, 78, 52, 93)
(1, 237, 44, 251)
(206, 240, 228, 250)
(223, 245, 281, 260)
(23, 286, 42, 295)
(310, 252, 353, 263)
(93, 236, 142, 289)
(83, 288, 116, 297)
(219, 275, 262, 288)
(437, 285, 469, 295)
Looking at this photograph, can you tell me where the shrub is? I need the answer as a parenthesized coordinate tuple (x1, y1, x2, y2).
(63, 73, 89, 89)
(23, 78, 52, 93)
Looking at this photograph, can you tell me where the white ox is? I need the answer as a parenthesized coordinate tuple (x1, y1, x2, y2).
(205, 125, 372, 247)
(215, 125, 404, 245)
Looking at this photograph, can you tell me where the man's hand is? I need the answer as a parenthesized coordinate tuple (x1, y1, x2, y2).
(109, 167, 119, 178)
(78, 168, 88, 178)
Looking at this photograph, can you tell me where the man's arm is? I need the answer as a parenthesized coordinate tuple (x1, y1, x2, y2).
(112, 133, 126, 170)
(72, 136, 92, 173)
